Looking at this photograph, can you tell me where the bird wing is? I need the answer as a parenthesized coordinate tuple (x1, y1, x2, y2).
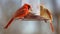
(14, 8, 29, 19)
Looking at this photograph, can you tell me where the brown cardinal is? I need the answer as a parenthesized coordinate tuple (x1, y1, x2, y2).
(4, 4, 32, 29)
(40, 5, 54, 32)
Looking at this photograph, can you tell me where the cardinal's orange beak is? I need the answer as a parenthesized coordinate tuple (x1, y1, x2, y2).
(29, 8, 32, 11)
(29, 8, 32, 12)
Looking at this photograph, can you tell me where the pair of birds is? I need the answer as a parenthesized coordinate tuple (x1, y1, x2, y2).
(4, 4, 54, 32)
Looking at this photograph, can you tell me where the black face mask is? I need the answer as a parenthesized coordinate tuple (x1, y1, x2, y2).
(28, 5, 30, 9)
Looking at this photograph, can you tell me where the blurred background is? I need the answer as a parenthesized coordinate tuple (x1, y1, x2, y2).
(0, 0, 60, 34)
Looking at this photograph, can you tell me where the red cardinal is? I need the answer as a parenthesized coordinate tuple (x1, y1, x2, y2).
(4, 4, 32, 29)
